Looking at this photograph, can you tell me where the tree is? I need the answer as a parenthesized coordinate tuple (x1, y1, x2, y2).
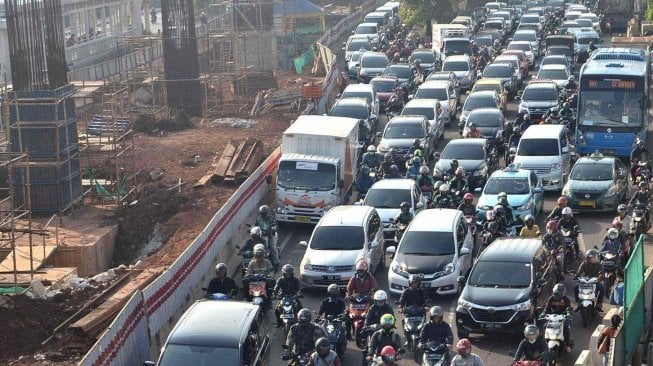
(399, 0, 457, 29)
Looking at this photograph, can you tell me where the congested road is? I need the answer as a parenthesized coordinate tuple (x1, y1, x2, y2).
(255, 36, 645, 364)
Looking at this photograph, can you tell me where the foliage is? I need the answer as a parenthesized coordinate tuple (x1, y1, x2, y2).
(648, 0, 653, 22)
(399, 0, 456, 27)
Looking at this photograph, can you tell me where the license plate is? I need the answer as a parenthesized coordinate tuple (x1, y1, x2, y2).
(281, 314, 295, 319)
(295, 216, 311, 223)
(579, 200, 595, 207)
(322, 275, 341, 281)
(480, 322, 502, 329)
(408, 316, 422, 322)
(426, 353, 444, 360)
(421, 282, 431, 288)
(352, 304, 367, 309)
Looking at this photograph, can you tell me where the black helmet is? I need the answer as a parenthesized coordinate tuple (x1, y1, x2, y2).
(282, 264, 294, 276)
(553, 283, 565, 299)
(389, 165, 399, 175)
(488, 221, 499, 231)
(400, 201, 410, 209)
(451, 159, 459, 166)
(315, 337, 331, 356)
(327, 284, 339, 297)
(259, 205, 270, 216)
(298, 308, 312, 323)
(408, 274, 421, 286)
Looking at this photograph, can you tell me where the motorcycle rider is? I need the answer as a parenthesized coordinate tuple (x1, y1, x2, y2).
(447, 159, 460, 179)
(367, 314, 402, 362)
(493, 205, 509, 234)
(384, 165, 402, 179)
(559, 102, 574, 121)
(506, 126, 522, 161)
(286, 309, 326, 357)
(255, 205, 279, 271)
(449, 168, 469, 198)
(394, 201, 414, 227)
(481, 221, 502, 248)
(362, 145, 382, 170)
(519, 214, 541, 238)
(543, 283, 573, 353)
(548, 196, 568, 221)
(379, 152, 396, 178)
(464, 122, 482, 138)
(398, 275, 427, 313)
(630, 138, 649, 183)
(365, 290, 395, 328)
(405, 157, 422, 180)
(357, 166, 375, 195)
(566, 75, 578, 91)
(558, 207, 581, 257)
(451, 338, 484, 366)
(417, 166, 435, 195)
(410, 138, 424, 157)
(600, 228, 624, 258)
(309, 337, 342, 366)
(518, 113, 532, 132)
(614, 204, 634, 235)
(514, 325, 549, 362)
(496, 192, 514, 224)
(629, 181, 651, 224)
(346, 260, 378, 338)
(206, 263, 238, 297)
(432, 183, 454, 208)
(542, 221, 564, 277)
(240, 226, 267, 255)
(418, 306, 454, 350)
(471, 40, 480, 55)
(244, 244, 274, 307)
(318, 283, 346, 318)
(574, 249, 605, 312)
(588, 41, 597, 52)
(457, 193, 477, 216)
(274, 264, 303, 328)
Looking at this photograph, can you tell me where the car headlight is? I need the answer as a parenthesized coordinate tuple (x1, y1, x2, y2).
(458, 299, 473, 310)
(434, 167, 442, 176)
(360, 70, 368, 76)
(378, 141, 389, 151)
(561, 186, 571, 197)
(605, 185, 618, 197)
(517, 201, 532, 211)
(391, 263, 409, 277)
(512, 300, 532, 312)
(444, 263, 455, 274)
(551, 162, 562, 170)
(473, 169, 484, 176)
(303, 260, 312, 271)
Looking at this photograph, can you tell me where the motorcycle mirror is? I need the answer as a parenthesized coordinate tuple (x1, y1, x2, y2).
(457, 275, 466, 284)
(235, 245, 241, 249)
(299, 240, 308, 248)
(386, 246, 397, 254)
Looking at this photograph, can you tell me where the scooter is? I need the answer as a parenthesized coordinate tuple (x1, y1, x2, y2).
(401, 304, 427, 356)
(600, 251, 619, 294)
(631, 202, 649, 237)
(281, 344, 310, 366)
(542, 313, 571, 364)
(243, 273, 272, 309)
(278, 293, 303, 336)
(560, 228, 577, 272)
(576, 276, 599, 328)
(316, 313, 348, 355)
(421, 341, 450, 366)
(349, 294, 371, 349)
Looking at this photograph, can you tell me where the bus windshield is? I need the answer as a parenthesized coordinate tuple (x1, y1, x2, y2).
(578, 76, 645, 128)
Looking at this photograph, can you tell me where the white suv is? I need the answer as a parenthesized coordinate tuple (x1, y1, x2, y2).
(517, 81, 559, 120)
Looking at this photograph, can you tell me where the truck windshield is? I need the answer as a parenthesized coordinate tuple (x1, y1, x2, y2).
(159, 345, 239, 366)
(278, 161, 336, 191)
(364, 188, 412, 208)
(311, 226, 365, 250)
(468, 261, 532, 288)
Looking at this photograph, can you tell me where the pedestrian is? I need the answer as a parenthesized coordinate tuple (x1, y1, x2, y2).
(597, 314, 621, 366)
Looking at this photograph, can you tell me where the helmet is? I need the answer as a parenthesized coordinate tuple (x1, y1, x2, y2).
(569, 75, 575, 81)
(464, 192, 474, 202)
(488, 221, 499, 232)
(414, 138, 421, 146)
(367, 145, 377, 152)
(429, 305, 444, 318)
(469, 122, 477, 128)
(546, 220, 558, 232)
(608, 227, 619, 240)
(637, 138, 644, 147)
(523, 113, 531, 121)
(380, 346, 397, 363)
(327, 284, 339, 297)
(412, 157, 421, 166)
(298, 308, 312, 323)
(553, 283, 566, 299)
(486, 210, 496, 221)
(374, 290, 388, 306)
(456, 338, 472, 355)
(215, 262, 227, 274)
(355, 260, 369, 272)
(389, 165, 399, 175)
(439, 183, 449, 193)
(414, 149, 423, 158)
(562, 207, 573, 216)
(434, 181, 443, 190)
(420, 166, 429, 175)
(639, 181, 647, 188)
(259, 205, 270, 216)
(524, 324, 540, 342)
(384, 152, 392, 159)
(589, 41, 594, 46)
(250, 226, 262, 237)
(617, 204, 628, 213)
(513, 126, 521, 134)
(315, 337, 331, 357)
(499, 196, 508, 205)
(408, 274, 421, 286)
(586, 248, 598, 262)
(563, 102, 570, 108)
(493, 205, 505, 217)
(253, 244, 266, 258)
(456, 167, 464, 176)
(282, 264, 294, 276)
(451, 159, 459, 166)
(361, 166, 370, 174)
(524, 214, 534, 223)
(498, 192, 508, 199)
(380, 313, 395, 330)
(400, 201, 410, 209)
(557, 196, 568, 206)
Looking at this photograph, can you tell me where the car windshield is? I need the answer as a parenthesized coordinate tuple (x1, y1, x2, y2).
(508, 43, 530, 52)
(469, 112, 501, 127)
(351, 53, 363, 62)
(548, 48, 572, 57)
(576, 20, 593, 27)
(370, 79, 395, 92)
(342, 91, 372, 104)
(522, 87, 557, 101)
(570, 163, 614, 181)
(364, 188, 412, 208)
(415, 87, 448, 100)
(362, 56, 389, 68)
(384, 65, 413, 78)
(384, 123, 424, 138)
(398, 231, 455, 255)
(330, 105, 369, 119)
(464, 96, 494, 111)
(474, 37, 493, 47)
(538, 69, 568, 79)
(520, 16, 540, 23)
(159, 345, 239, 366)
(578, 37, 599, 45)
(278, 161, 336, 191)
(443, 61, 469, 72)
(513, 33, 536, 42)
(402, 106, 435, 120)
(348, 40, 371, 51)
(356, 25, 377, 34)
(518, 138, 559, 156)
(484, 177, 530, 194)
(468, 261, 532, 288)
(474, 84, 500, 93)
(442, 143, 484, 160)
(410, 52, 435, 63)
(484, 66, 512, 78)
(311, 226, 365, 250)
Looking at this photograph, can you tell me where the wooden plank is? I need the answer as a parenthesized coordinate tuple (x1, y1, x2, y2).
(0, 245, 58, 273)
(212, 141, 237, 181)
(194, 172, 215, 188)
(226, 137, 257, 179)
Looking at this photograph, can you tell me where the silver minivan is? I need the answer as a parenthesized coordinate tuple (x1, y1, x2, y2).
(514, 124, 572, 191)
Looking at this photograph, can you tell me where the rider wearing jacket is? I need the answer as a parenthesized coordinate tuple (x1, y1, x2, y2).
(496, 192, 514, 224)
(367, 314, 402, 361)
(255, 205, 279, 270)
(398, 275, 427, 311)
(548, 196, 568, 221)
(417, 166, 435, 194)
(449, 168, 469, 197)
(514, 325, 549, 362)
(558, 207, 581, 256)
(419, 306, 453, 348)
(600, 228, 624, 257)
(318, 284, 346, 319)
(394, 202, 414, 225)
(286, 309, 326, 356)
(544, 283, 573, 352)
(574, 249, 605, 312)
(362, 145, 382, 170)
(519, 214, 541, 238)
(457, 193, 476, 216)
(629, 181, 651, 223)
(630, 138, 649, 183)
(274, 264, 303, 328)
(356, 166, 375, 195)
(206, 263, 238, 297)
(346, 260, 378, 298)
(365, 290, 395, 328)
(309, 337, 342, 366)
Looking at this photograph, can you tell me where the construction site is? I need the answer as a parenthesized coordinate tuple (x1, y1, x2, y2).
(0, 0, 349, 362)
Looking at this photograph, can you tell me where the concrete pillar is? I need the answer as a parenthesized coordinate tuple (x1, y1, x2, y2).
(134, 0, 144, 35)
(590, 324, 605, 366)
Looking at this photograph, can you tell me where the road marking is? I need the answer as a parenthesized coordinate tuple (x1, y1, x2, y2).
(278, 230, 293, 254)
(448, 305, 455, 326)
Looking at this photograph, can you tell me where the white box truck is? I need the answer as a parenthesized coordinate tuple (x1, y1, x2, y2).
(432, 23, 470, 54)
(275, 115, 360, 224)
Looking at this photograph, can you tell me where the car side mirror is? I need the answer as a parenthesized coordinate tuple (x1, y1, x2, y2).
(534, 187, 543, 193)
(474, 187, 482, 193)
(460, 247, 471, 256)
(376, 132, 382, 137)
(386, 246, 396, 254)
(299, 241, 308, 248)
(338, 179, 345, 189)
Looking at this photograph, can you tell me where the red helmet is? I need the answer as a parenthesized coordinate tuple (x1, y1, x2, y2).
(557, 196, 568, 206)
(456, 338, 472, 354)
(380, 346, 396, 362)
(546, 220, 558, 231)
(464, 192, 474, 202)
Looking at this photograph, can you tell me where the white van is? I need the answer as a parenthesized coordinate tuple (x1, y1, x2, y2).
(514, 124, 572, 191)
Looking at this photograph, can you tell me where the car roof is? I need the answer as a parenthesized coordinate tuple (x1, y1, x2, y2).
(357, 22, 379, 28)
(365, 11, 387, 17)
(539, 64, 567, 70)
(419, 80, 448, 88)
(349, 34, 373, 41)
(369, 178, 417, 190)
(514, 29, 537, 34)
(444, 55, 470, 62)
(319, 205, 374, 226)
(371, 76, 398, 82)
(509, 41, 532, 46)
(445, 138, 487, 147)
(389, 115, 426, 124)
(542, 55, 567, 61)
(168, 301, 258, 347)
(486, 62, 512, 69)
(386, 63, 411, 69)
(521, 124, 564, 138)
(525, 81, 557, 89)
(468, 90, 497, 98)
(575, 154, 615, 165)
(362, 52, 388, 59)
(333, 98, 369, 107)
(475, 78, 502, 85)
(469, 107, 503, 117)
(490, 166, 531, 178)
(343, 84, 374, 93)
(479, 238, 541, 262)
(404, 99, 439, 107)
(409, 208, 461, 231)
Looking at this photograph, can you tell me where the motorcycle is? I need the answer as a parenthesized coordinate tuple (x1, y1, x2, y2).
(316, 313, 348, 355)
(281, 344, 310, 366)
(542, 313, 571, 364)
(401, 304, 427, 356)
(464, 215, 477, 241)
(278, 293, 303, 336)
(243, 273, 272, 309)
(576, 276, 599, 328)
(634, 161, 652, 188)
(600, 251, 619, 294)
(421, 341, 450, 366)
(247, 223, 278, 263)
(631, 202, 649, 237)
(236, 247, 254, 277)
(560, 227, 578, 272)
(393, 223, 407, 244)
(349, 294, 372, 349)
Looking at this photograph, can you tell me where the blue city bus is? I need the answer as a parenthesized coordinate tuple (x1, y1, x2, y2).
(576, 48, 650, 157)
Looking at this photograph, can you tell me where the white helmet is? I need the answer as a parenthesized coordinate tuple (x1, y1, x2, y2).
(373, 289, 388, 301)
(367, 145, 377, 152)
(562, 207, 573, 216)
(250, 226, 262, 237)
(439, 183, 450, 193)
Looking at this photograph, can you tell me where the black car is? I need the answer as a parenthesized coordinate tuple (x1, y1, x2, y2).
(455, 238, 555, 338)
(382, 64, 421, 96)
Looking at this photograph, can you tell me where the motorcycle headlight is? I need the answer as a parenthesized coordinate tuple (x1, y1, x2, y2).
(517, 201, 532, 211)
(457, 299, 473, 310)
(561, 186, 571, 197)
(391, 263, 409, 277)
(444, 263, 455, 274)
(551, 162, 562, 170)
(605, 185, 618, 197)
(512, 300, 532, 312)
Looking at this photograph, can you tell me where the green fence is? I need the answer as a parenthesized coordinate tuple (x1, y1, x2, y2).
(293, 48, 316, 74)
(624, 234, 645, 362)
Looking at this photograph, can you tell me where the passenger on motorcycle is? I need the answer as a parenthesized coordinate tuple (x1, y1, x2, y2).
(418, 306, 453, 349)
(286, 309, 326, 356)
(457, 193, 476, 216)
(417, 166, 435, 193)
(507, 126, 522, 150)
(451, 338, 484, 366)
(410, 138, 424, 157)
(394, 202, 414, 226)
(518, 113, 532, 132)
(398, 275, 427, 312)
(464, 123, 482, 138)
(471, 41, 479, 55)
(206, 263, 238, 297)
(244, 244, 274, 307)
(514, 325, 549, 362)
(615, 204, 634, 235)
(362, 145, 383, 170)
(493, 205, 509, 233)
(385, 165, 402, 179)
(629, 181, 651, 223)
(447, 160, 460, 178)
(542, 221, 564, 275)
(559, 102, 574, 121)
(483, 210, 497, 232)
(406, 157, 422, 179)
(366, 290, 395, 331)
(483, 222, 502, 247)
(543, 283, 573, 353)
(241, 226, 267, 255)
(548, 196, 568, 221)
(274, 264, 303, 328)
(519, 214, 541, 238)
(558, 207, 581, 256)
(379, 152, 396, 178)
(319, 284, 346, 318)
(630, 138, 649, 183)
(497, 192, 514, 224)
(600, 228, 624, 258)
(432, 184, 454, 208)
(309, 337, 342, 366)
(357, 166, 375, 196)
(256, 205, 279, 270)
(368, 314, 402, 362)
(574, 249, 605, 312)
(449, 168, 469, 197)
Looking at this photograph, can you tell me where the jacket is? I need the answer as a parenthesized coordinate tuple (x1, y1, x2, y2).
(206, 276, 238, 296)
(544, 295, 572, 315)
(365, 303, 394, 327)
(600, 238, 623, 256)
(318, 297, 346, 318)
(286, 322, 325, 355)
(347, 274, 378, 297)
(419, 320, 453, 345)
(273, 276, 301, 297)
(309, 350, 341, 366)
(514, 337, 548, 361)
(452, 353, 485, 366)
(368, 329, 402, 356)
(398, 287, 427, 308)
(576, 261, 602, 278)
(247, 258, 273, 275)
